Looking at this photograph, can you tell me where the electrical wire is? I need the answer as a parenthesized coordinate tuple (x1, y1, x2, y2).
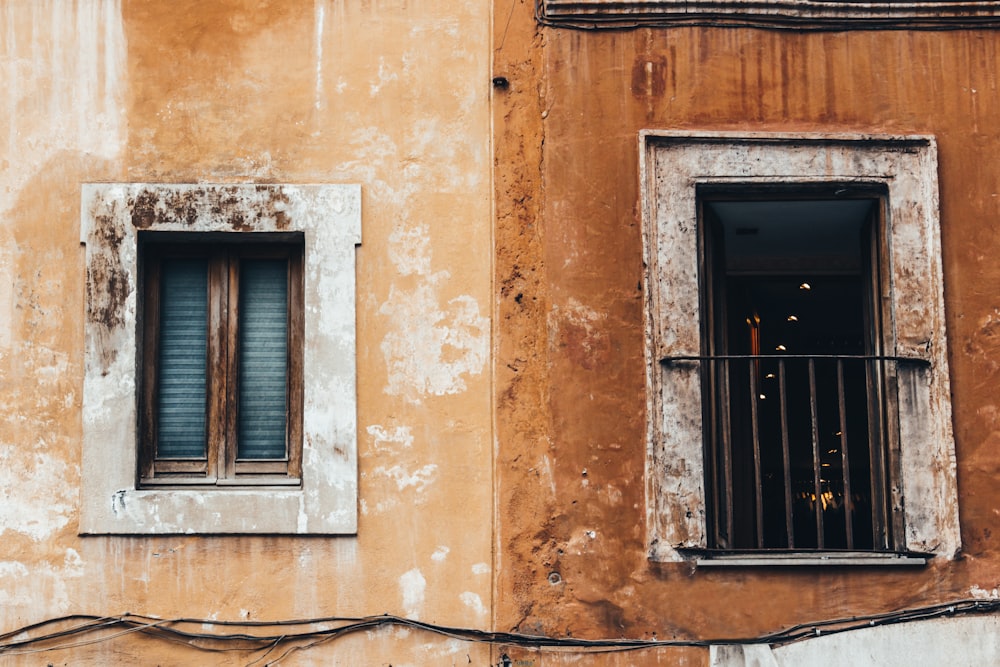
(2, 598, 1000, 663)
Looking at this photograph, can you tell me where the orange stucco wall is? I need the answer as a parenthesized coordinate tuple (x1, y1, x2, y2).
(1, 1, 492, 663)
(493, 2, 1000, 662)
(6, 0, 1000, 663)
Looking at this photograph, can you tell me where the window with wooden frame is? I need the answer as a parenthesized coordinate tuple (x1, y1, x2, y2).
(82, 183, 360, 535)
(139, 235, 304, 486)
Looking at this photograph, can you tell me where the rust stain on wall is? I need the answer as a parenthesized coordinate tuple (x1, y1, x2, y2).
(85, 203, 130, 375)
(131, 186, 293, 231)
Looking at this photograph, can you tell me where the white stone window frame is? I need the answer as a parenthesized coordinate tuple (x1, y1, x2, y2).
(640, 132, 960, 563)
(80, 184, 361, 535)
(538, 0, 1000, 30)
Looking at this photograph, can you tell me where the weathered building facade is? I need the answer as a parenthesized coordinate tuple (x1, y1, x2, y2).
(4, 0, 1000, 664)
(492, 1, 1000, 665)
(2, 1, 493, 664)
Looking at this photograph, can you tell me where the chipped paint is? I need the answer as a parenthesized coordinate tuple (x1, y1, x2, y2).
(380, 224, 489, 402)
(372, 463, 439, 493)
(80, 184, 362, 535)
(367, 424, 415, 451)
(641, 133, 958, 561)
(969, 585, 1000, 599)
(399, 568, 427, 620)
(460, 591, 488, 617)
(0, 1, 496, 658)
(493, 3, 1000, 655)
(0, 447, 74, 541)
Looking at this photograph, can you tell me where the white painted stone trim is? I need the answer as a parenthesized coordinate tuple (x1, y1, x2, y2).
(640, 132, 959, 562)
(80, 183, 361, 534)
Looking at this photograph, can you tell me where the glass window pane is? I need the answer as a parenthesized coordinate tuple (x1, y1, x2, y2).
(157, 259, 208, 459)
(238, 259, 288, 460)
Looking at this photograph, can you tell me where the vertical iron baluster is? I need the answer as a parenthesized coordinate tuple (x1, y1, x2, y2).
(779, 359, 793, 549)
(749, 356, 764, 549)
(707, 357, 722, 549)
(809, 358, 824, 549)
(721, 358, 735, 548)
(865, 357, 887, 549)
(837, 359, 854, 549)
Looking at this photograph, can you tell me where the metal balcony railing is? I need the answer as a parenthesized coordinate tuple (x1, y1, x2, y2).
(662, 354, 929, 552)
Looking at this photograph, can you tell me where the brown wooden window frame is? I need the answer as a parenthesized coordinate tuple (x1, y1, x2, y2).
(138, 233, 304, 488)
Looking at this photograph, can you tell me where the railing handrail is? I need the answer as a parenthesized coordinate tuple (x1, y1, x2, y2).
(687, 351, 900, 551)
(661, 353, 930, 365)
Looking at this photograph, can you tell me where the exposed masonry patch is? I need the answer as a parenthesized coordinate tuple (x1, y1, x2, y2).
(80, 184, 361, 535)
(641, 132, 959, 562)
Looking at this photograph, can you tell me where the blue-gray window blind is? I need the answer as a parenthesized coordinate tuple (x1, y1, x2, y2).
(156, 258, 208, 459)
(237, 259, 288, 460)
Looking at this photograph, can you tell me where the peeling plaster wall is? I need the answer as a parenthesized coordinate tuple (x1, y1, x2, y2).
(493, 1, 1000, 661)
(0, 0, 491, 663)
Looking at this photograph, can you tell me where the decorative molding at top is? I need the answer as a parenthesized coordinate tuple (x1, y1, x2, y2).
(538, 0, 1000, 29)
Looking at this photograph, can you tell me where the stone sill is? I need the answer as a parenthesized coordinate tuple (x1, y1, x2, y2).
(693, 551, 929, 567)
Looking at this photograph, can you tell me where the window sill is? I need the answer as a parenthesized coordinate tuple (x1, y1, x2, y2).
(139, 477, 302, 488)
(691, 551, 929, 567)
(86, 487, 353, 535)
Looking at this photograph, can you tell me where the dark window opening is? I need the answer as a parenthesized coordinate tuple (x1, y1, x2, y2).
(699, 193, 896, 552)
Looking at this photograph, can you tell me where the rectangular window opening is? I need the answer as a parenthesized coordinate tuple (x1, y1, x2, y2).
(697, 189, 898, 553)
(139, 234, 304, 487)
